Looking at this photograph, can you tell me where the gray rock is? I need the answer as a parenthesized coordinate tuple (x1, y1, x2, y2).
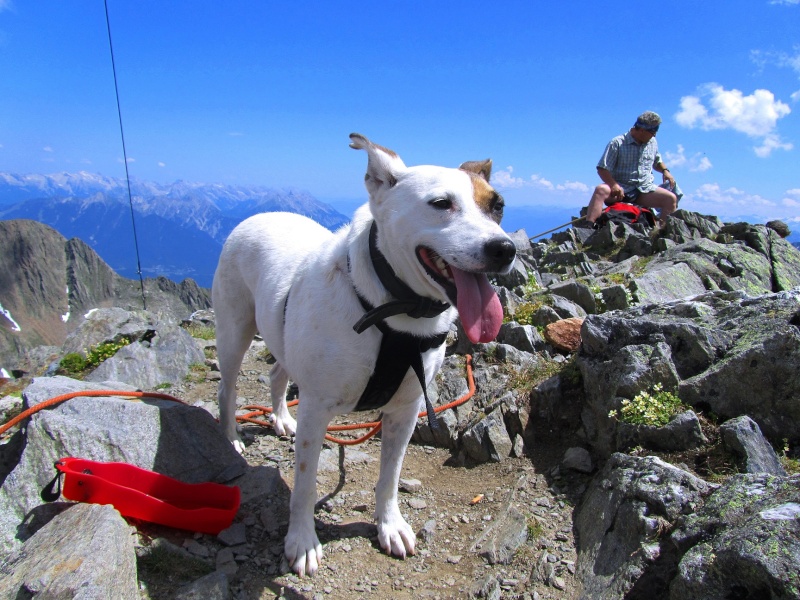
(631, 262, 708, 305)
(62, 307, 158, 355)
(462, 408, 513, 463)
(494, 259, 530, 290)
(579, 288, 800, 454)
(580, 341, 681, 456)
(600, 284, 630, 311)
(217, 522, 248, 546)
(562, 447, 593, 473)
(85, 323, 205, 389)
(497, 323, 545, 353)
(549, 281, 597, 314)
(174, 571, 230, 600)
(471, 476, 528, 564)
(617, 410, 707, 453)
(470, 574, 501, 600)
(720, 415, 786, 476)
(549, 294, 587, 319)
(575, 453, 716, 599)
(530, 304, 562, 327)
(0, 503, 138, 599)
(0, 376, 246, 554)
(669, 474, 800, 600)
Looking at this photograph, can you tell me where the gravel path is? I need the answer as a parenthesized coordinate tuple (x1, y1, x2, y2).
(140, 342, 584, 599)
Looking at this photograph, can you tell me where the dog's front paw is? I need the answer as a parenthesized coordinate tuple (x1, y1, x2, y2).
(284, 525, 323, 576)
(377, 514, 416, 558)
(231, 438, 245, 454)
(270, 413, 297, 437)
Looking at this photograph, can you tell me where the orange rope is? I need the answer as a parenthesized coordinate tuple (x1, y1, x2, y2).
(0, 390, 187, 437)
(237, 354, 476, 445)
(0, 355, 476, 447)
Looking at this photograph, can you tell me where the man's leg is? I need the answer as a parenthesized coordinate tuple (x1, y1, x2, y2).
(586, 184, 611, 224)
(637, 187, 677, 226)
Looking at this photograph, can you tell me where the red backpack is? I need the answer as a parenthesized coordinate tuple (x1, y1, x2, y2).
(598, 202, 656, 228)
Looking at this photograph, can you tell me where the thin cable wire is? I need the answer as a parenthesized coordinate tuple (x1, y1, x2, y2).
(104, 0, 147, 310)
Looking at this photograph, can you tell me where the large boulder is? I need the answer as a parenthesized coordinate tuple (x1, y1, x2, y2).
(575, 453, 716, 599)
(669, 473, 800, 599)
(0, 376, 247, 554)
(578, 288, 800, 455)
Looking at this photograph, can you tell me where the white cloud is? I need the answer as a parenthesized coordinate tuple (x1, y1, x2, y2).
(783, 188, 800, 208)
(694, 156, 713, 172)
(492, 166, 588, 193)
(675, 84, 792, 156)
(754, 133, 794, 157)
(491, 166, 525, 189)
(0, 1, 13, 13)
(692, 183, 775, 206)
(663, 144, 713, 172)
(769, 0, 799, 5)
(43, 146, 53, 152)
(158, 161, 166, 167)
(751, 46, 800, 81)
(529, 174, 554, 190)
(557, 181, 590, 193)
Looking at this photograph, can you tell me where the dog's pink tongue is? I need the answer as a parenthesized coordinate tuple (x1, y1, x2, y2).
(450, 267, 503, 344)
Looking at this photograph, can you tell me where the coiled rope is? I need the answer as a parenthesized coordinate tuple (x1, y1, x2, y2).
(0, 355, 475, 446)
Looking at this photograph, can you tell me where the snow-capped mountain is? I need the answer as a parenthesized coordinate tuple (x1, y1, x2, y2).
(0, 172, 350, 287)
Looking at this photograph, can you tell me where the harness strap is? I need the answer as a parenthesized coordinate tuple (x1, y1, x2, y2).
(354, 303, 445, 429)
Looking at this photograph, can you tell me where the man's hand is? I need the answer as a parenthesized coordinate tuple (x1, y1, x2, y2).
(609, 183, 624, 202)
(662, 170, 676, 190)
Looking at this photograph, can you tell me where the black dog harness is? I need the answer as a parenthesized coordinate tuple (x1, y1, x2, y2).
(351, 223, 450, 428)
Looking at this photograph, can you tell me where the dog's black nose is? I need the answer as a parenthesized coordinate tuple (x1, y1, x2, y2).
(484, 237, 516, 270)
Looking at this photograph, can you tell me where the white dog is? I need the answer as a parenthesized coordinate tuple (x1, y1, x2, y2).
(212, 134, 516, 576)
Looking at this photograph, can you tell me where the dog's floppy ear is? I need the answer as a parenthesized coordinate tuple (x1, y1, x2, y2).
(459, 159, 493, 183)
(350, 133, 406, 198)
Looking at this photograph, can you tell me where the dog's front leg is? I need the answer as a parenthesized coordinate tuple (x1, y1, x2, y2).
(284, 398, 331, 576)
(374, 398, 420, 559)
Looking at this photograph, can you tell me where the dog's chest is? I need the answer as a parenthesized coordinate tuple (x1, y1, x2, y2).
(355, 324, 446, 412)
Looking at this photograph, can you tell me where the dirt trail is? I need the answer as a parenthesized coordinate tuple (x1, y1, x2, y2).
(149, 343, 585, 599)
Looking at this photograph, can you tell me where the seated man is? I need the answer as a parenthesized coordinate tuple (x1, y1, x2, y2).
(585, 111, 678, 227)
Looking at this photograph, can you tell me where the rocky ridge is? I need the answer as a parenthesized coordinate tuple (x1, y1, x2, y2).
(0, 219, 211, 370)
(0, 210, 799, 599)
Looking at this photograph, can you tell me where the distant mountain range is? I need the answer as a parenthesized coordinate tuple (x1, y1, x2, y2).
(0, 172, 350, 288)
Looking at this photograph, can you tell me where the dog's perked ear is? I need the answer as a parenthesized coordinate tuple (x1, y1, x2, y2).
(349, 133, 407, 200)
(458, 159, 492, 183)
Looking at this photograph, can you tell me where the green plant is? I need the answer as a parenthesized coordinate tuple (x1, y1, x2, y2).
(527, 518, 545, 541)
(605, 272, 627, 286)
(590, 284, 607, 313)
(521, 272, 542, 297)
(85, 338, 131, 368)
(506, 299, 545, 325)
(185, 363, 208, 383)
(59, 352, 88, 375)
(780, 440, 800, 475)
(155, 382, 173, 390)
(58, 337, 132, 376)
(609, 383, 685, 427)
(507, 357, 565, 395)
(184, 322, 216, 341)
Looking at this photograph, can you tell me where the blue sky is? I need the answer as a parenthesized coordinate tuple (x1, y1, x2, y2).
(1, 1, 798, 227)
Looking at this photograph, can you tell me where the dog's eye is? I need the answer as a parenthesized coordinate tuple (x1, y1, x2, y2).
(492, 197, 505, 215)
(429, 197, 453, 210)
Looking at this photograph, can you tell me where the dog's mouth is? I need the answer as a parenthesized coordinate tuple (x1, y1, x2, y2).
(416, 246, 504, 344)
